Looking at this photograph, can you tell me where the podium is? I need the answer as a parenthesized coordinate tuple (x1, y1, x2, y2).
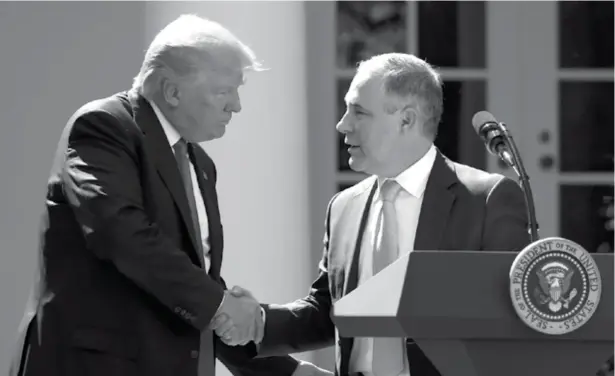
(332, 250, 613, 376)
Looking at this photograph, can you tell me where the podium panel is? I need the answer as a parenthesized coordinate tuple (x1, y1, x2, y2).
(332, 250, 614, 376)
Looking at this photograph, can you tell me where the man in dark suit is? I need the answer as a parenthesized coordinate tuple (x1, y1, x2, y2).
(9, 14, 325, 376)
(221, 53, 532, 376)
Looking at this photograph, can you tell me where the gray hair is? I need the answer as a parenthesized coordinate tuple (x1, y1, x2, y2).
(132, 14, 264, 99)
(357, 53, 443, 138)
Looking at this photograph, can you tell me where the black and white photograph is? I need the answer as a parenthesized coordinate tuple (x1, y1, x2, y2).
(0, 1, 612, 376)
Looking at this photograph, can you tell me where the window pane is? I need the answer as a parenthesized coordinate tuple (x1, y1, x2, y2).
(435, 80, 486, 169)
(418, 1, 486, 68)
(559, 82, 614, 172)
(559, 1, 614, 68)
(336, 1, 407, 69)
(560, 185, 614, 253)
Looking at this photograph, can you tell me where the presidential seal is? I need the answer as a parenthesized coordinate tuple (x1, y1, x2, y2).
(509, 237, 602, 335)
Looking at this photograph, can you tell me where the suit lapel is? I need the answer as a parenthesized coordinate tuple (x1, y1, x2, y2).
(342, 181, 378, 297)
(188, 144, 223, 281)
(128, 91, 204, 266)
(338, 180, 377, 376)
(413, 151, 458, 251)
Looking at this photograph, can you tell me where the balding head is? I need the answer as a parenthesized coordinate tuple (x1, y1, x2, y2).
(356, 53, 443, 139)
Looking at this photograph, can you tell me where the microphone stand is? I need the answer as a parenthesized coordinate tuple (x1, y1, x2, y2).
(497, 122, 540, 242)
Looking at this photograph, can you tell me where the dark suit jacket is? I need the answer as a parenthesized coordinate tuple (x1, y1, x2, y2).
(258, 151, 531, 376)
(16, 90, 299, 376)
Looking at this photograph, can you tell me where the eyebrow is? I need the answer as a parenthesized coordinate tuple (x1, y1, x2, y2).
(348, 102, 370, 114)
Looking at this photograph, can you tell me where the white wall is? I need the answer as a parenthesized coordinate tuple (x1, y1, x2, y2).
(0, 2, 146, 371)
(0, 2, 314, 374)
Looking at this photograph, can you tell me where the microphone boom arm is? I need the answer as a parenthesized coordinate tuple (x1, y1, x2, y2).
(498, 122, 540, 242)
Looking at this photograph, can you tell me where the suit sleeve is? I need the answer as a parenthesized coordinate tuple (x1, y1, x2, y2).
(62, 110, 223, 331)
(482, 177, 532, 251)
(256, 196, 338, 357)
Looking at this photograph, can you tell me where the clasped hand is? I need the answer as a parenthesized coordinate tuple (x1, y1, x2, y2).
(209, 286, 263, 346)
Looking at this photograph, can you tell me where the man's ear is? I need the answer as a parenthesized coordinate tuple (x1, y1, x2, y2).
(400, 105, 418, 133)
(161, 77, 181, 107)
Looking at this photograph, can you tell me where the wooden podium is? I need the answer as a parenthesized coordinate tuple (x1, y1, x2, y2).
(332, 250, 613, 376)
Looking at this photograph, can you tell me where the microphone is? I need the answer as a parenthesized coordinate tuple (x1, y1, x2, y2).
(471, 111, 515, 167)
(471, 110, 540, 241)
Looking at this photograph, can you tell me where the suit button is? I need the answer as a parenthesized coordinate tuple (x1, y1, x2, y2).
(190, 350, 199, 359)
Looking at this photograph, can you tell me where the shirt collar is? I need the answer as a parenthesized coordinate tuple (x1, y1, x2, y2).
(377, 144, 437, 199)
(148, 99, 181, 148)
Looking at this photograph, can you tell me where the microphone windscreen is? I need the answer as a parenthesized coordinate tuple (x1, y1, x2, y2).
(471, 111, 497, 133)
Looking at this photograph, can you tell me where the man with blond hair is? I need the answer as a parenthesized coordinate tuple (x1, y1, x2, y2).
(221, 52, 531, 376)
(10, 15, 327, 376)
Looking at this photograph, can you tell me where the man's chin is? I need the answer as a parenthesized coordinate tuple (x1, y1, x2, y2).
(214, 124, 227, 138)
(198, 127, 226, 142)
(348, 158, 365, 172)
(214, 128, 226, 139)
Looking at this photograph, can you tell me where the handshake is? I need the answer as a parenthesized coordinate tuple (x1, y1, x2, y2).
(209, 286, 334, 376)
(209, 286, 264, 346)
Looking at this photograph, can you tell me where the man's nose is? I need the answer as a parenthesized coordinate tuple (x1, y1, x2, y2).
(336, 112, 351, 133)
(228, 92, 241, 113)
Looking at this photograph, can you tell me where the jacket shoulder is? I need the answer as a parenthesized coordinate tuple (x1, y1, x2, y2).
(328, 175, 376, 216)
(448, 160, 508, 197)
(67, 91, 134, 128)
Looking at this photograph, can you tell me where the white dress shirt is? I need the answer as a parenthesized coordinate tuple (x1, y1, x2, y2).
(149, 100, 211, 272)
(349, 144, 437, 376)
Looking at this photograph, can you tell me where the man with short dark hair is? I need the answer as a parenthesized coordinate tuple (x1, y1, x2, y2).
(221, 53, 531, 376)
